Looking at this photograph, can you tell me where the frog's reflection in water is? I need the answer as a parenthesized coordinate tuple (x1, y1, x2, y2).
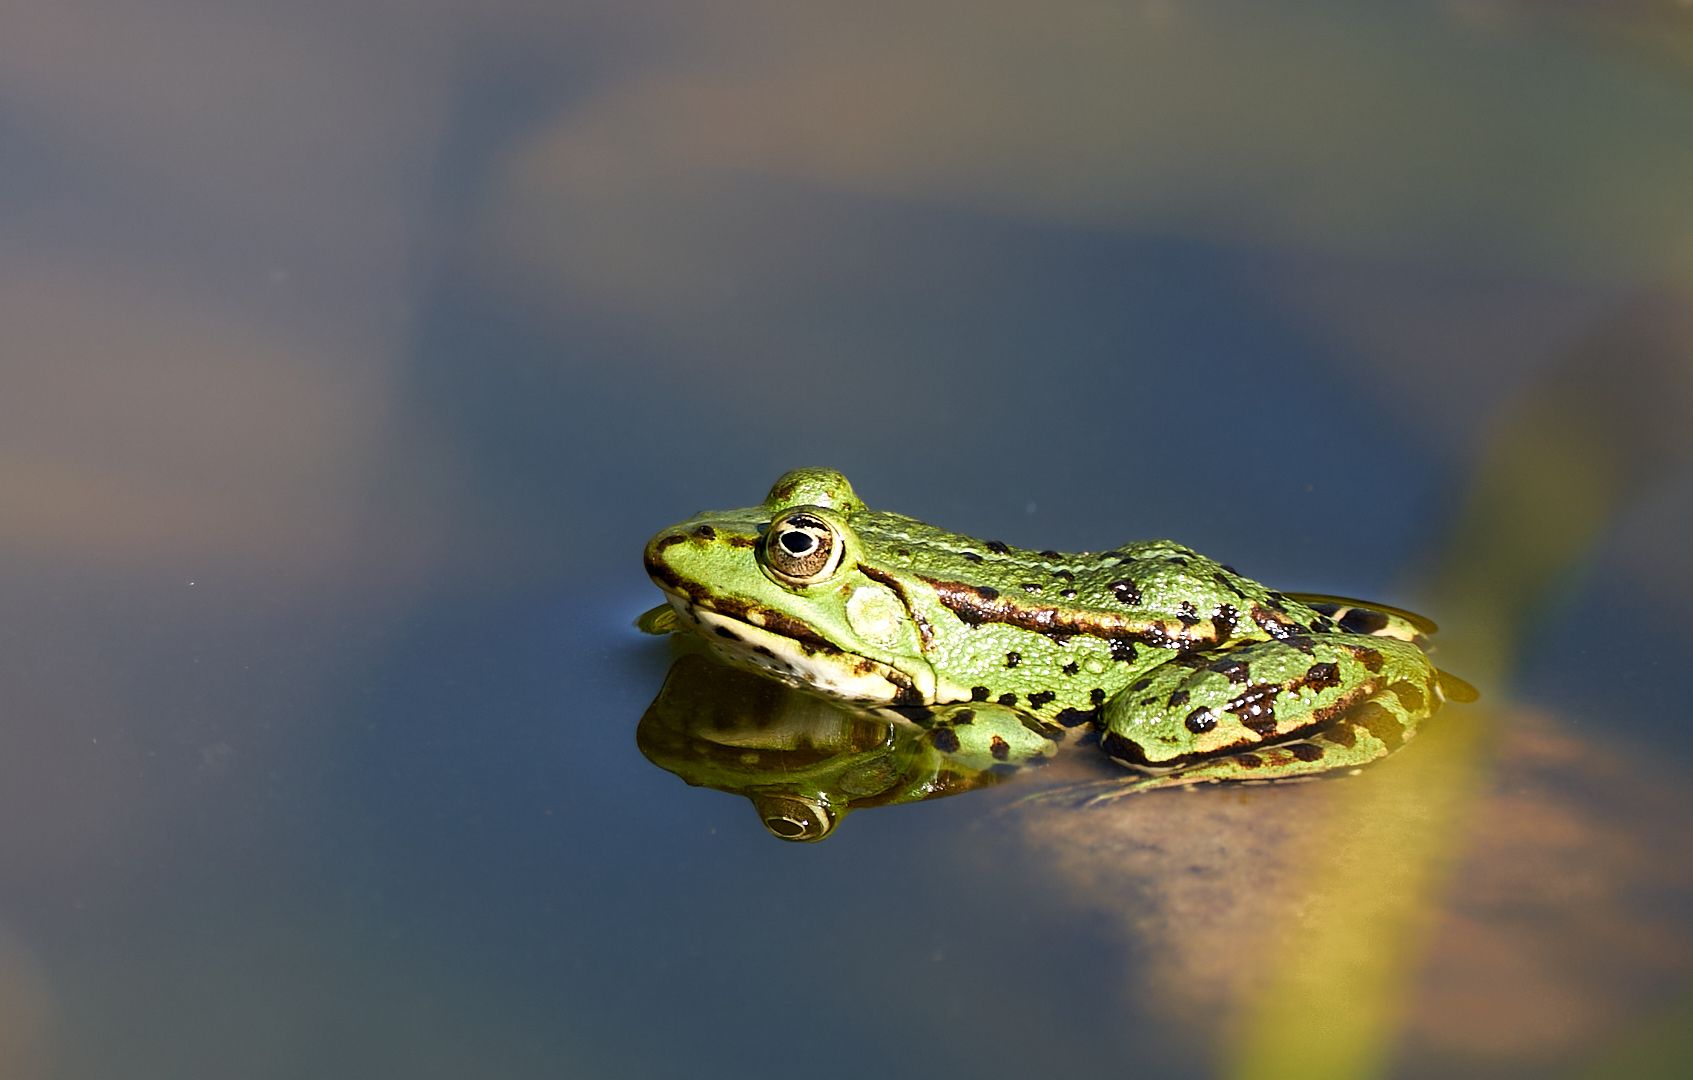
(636, 651, 1060, 841)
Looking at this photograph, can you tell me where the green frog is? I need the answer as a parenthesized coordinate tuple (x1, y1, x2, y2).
(640, 468, 1476, 797)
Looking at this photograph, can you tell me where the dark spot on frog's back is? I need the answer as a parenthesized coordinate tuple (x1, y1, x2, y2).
(714, 627, 740, 641)
(930, 727, 962, 753)
(1289, 742, 1324, 762)
(990, 735, 1011, 761)
(1225, 684, 1281, 734)
(962, 551, 983, 563)
(1211, 607, 1239, 641)
(1062, 661, 1079, 675)
(1167, 689, 1190, 708)
(1004, 652, 1021, 668)
(1212, 572, 1246, 599)
(1028, 690, 1056, 708)
(1251, 604, 1300, 638)
(1348, 646, 1385, 673)
(1184, 707, 1217, 733)
(1109, 581, 1141, 605)
(1110, 640, 1138, 663)
(998, 693, 1018, 707)
(1303, 662, 1341, 690)
(1210, 657, 1251, 684)
(1039, 549, 1060, 558)
(1235, 753, 1264, 769)
(1090, 688, 1107, 707)
(985, 540, 1010, 554)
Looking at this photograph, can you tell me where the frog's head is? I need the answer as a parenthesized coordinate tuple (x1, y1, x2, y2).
(643, 468, 941, 705)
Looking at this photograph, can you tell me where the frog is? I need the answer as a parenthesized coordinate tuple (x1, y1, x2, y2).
(640, 467, 1477, 798)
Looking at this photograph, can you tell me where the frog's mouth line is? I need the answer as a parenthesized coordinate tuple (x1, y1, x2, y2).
(654, 588, 928, 706)
(643, 554, 844, 656)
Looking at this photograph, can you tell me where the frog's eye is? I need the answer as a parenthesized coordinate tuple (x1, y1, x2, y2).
(763, 511, 845, 586)
(752, 795, 838, 842)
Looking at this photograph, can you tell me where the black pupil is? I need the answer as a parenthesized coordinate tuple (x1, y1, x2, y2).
(780, 531, 816, 555)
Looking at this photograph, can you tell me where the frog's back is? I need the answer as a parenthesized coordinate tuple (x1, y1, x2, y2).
(853, 513, 1276, 628)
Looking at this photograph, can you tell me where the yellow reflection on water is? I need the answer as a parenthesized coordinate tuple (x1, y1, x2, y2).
(1224, 708, 1493, 1079)
(1224, 300, 1693, 1077)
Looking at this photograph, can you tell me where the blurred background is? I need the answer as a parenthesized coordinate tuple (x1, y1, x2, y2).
(2, 0, 1692, 1076)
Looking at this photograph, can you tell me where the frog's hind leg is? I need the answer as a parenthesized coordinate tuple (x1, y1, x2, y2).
(1079, 677, 1437, 807)
(1090, 629, 1450, 799)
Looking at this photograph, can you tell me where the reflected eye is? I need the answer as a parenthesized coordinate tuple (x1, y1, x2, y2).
(763, 512, 844, 585)
(752, 795, 838, 842)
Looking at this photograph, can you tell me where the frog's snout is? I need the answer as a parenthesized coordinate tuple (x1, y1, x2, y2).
(643, 527, 694, 592)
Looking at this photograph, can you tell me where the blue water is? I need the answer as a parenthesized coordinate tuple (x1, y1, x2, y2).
(3, 2, 1691, 1076)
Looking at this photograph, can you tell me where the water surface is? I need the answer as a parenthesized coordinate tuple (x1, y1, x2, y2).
(2, 2, 1692, 1077)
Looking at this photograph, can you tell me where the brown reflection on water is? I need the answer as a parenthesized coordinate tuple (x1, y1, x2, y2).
(480, 0, 1693, 332)
(0, 258, 398, 570)
(0, 932, 52, 1080)
(1018, 708, 1693, 1075)
(0, 6, 469, 1073)
(1406, 712, 1693, 1070)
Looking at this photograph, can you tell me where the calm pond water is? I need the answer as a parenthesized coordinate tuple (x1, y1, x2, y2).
(3, 2, 1693, 1077)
